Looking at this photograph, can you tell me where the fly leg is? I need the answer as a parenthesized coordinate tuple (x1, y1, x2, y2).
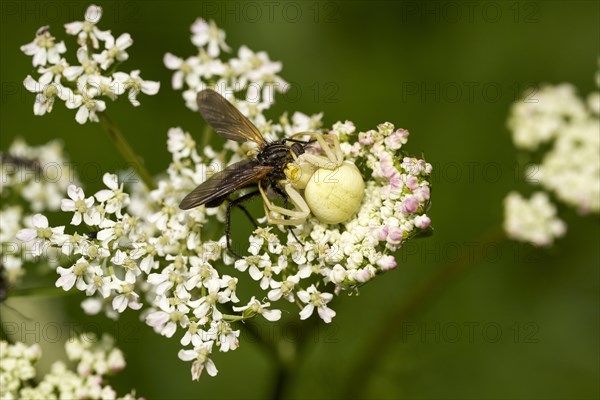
(226, 190, 260, 258)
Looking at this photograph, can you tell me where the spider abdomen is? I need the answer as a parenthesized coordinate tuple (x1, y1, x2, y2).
(304, 162, 365, 224)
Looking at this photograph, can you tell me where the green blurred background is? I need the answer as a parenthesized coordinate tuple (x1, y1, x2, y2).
(1, 1, 599, 398)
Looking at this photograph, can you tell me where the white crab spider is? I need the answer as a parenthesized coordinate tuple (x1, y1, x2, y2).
(258, 132, 365, 225)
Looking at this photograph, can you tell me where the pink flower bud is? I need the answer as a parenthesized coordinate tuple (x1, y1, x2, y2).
(377, 255, 397, 271)
(372, 226, 388, 241)
(406, 175, 419, 190)
(359, 130, 375, 145)
(387, 226, 403, 244)
(414, 215, 431, 229)
(402, 197, 419, 213)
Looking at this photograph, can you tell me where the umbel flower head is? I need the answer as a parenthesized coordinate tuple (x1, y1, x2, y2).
(15, 17, 433, 381)
(1, 138, 77, 287)
(20, 4, 159, 124)
(0, 334, 139, 399)
(504, 62, 599, 246)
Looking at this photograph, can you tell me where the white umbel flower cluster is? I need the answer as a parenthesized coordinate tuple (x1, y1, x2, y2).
(505, 63, 600, 245)
(164, 18, 287, 118)
(14, 18, 433, 382)
(503, 192, 566, 247)
(508, 84, 588, 151)
(20, 4, 159, 124)
(0, 334, 138, 399)
(0, 138, 77, 286)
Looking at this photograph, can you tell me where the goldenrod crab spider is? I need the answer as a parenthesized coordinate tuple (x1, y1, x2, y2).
(258, 132, 365, 225)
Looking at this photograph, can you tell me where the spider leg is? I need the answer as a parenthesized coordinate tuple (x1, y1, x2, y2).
(259, 182, 310, 225)
(271, 184, 305, 244)
(290, 132, 343, 168)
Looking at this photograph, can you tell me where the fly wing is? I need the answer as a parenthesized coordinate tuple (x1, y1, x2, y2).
(197, 89, 266, 146)
(179, 158, 273, 210)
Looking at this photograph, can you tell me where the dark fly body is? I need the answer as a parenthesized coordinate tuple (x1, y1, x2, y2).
(179, 89, 309, 257)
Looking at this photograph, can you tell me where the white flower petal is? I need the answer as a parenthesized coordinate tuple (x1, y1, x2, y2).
(64, 21, 84, 35)
(317, 306, 336, 323)
(205, 359, 218, 377)
(299, 304, 314, 320)
(16, 228, 37, 242)
(163, 53, 182, 69)
(23, 75, 40, 92)
(141, 80, 160, 95)
(262, 309, 281, 322)
(32, 214, 48, 228)
(75, 105, 89, 124)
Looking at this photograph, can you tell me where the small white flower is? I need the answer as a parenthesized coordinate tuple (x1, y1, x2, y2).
(111, 249, 141, 282)
(112, 70, 160, 106)
(219, 275, 240, 303)
(61, 185, 96, 225)
(84, 268, 111, 298)
(83, 74, 125, 100)
(232, 296, 281, 321)
(248, 259, 282, 290)
(95, 173, 129, 216)
(16, 214, 65, 254)
(63, 46, 97, 81)
(163, 53, 202, 90)
(146, 296, 189, 338)
(230, 45, 285, 88)
(55, 257, 90, 291)
(268, 274, 300, 302)
(190, 18, 230, 57)
(64, 84, 105, 124)
(23, 75, 74, 115)
(212, 321, 240, 352)
(189, 279, 224, 321)
(94, 32, 133, 70)
(37, 58, 70, 83)
(147, 264, 178, 295)
(178, 340, 218, 380)
(111, 274, 142, 313)
(297, 285, 336, 323)
(64, 4, 111, 48)
(20, 27, 66, 66)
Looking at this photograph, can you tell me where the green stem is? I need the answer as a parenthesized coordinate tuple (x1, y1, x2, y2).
(222, 303, 279, 363)
(270, 316, 321, 400)
(342, 229, 505, 399)
(222, 313, 250, 322)
(97, 113, 156, 190)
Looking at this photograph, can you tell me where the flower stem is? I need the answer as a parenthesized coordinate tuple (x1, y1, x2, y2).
(222, 313, 249, 322)
(98, 113, 156, 190)
(269, 317, 321, 400)
(342, 229, 505, 399)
